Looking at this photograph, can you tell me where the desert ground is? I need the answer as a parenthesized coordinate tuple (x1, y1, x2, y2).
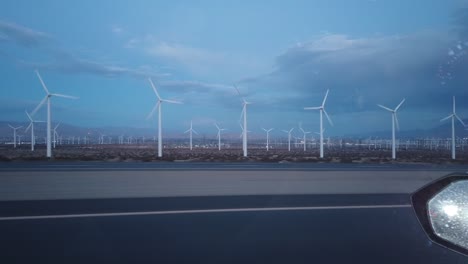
(1, 143, 467, 164)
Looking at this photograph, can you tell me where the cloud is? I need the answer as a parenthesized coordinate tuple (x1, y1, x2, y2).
(111, 26, 124, 35)
(21, 54, 168, 79)
(0, 21, 49, 47)
(127, 35, 270, 80)
(147, 42, 226, 67)
(241, 31, 468, 115)
(0, 21, 168, 79)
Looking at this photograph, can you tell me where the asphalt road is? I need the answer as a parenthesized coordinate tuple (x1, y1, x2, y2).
(0, 162, 465, 200)
(0, 162, 467, 263)
(0, 194, 466, 263)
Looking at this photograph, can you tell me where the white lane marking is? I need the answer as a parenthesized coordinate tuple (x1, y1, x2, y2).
(0, 204, 411, 221)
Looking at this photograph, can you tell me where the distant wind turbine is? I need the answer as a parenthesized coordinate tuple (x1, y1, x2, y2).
(147, 78, 183, 157)
(440, 96, 465, 160)
(53, 123, 60, 148)
(234, 85, 251, 157)
(184, 120, 198, 150)
(282, 128, 294, 151)
(25, 110, 44, 151)
(31, 70, 78, 158)
(377, 98, 405, 160)
(8, 125, 23, 148)
(304, 89, 333, 158)
(262, 128, 274, 151)
(215, 123, 226, 151)
(299, 125, 311, 152)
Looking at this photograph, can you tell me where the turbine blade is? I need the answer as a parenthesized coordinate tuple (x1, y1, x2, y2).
(453, 96, 456, 114)
(51, 93, 79, 99)
(25, 123, 32, 132)
(54, 123, 60, 129)
(322, 89, 329, 107)
(440, 114, 453, 122)
(162, 99, 183, 104)
(25, 110, 32, 121)
(262, 128, 267, 132)
(184, 129, 190, 134)
(192, 129, 199, 135)
(377, 104, 393, 112)
(323, 109, 334, 126)
(146, 101, 160, 120)
(148, 78, 161, 100)
(31, 96, 48, 116)
(233, 85, 241, 96)
(214, 123, 220, 130)
(289, 128, 294, 133)
(395, 98, 405, 111)
(35, 70, 50, 94)
(304, 106, 321, 110)
(282, 130, 288, 133)
(455, 114, 466, 126)
(8, 124, 14, 129)
(394, 113, 400, 131)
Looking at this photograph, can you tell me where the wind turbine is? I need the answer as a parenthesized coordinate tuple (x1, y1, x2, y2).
(262, 128, 274, 151)
(147, 78, 183, 157)
(234, 85, 251, 157)
(304, 89, 333, 158)
(441, 96, 465, 160)
(53, 123, 60, 148)
(282, 128, 294, 151)
(215, 123, 226, 151)
(8, 125, 23, 148)
(299, 125, 311, 152)
(184, 120, 198, 150)
(31, 70, 78, 158)
(25, 110, 44, 151)
(377, 98, 405, 160)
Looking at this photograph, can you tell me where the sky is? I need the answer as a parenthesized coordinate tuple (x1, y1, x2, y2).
(1, 0, 468, 137)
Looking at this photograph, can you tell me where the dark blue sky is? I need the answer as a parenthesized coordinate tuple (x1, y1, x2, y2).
(1, 0, 468, 136)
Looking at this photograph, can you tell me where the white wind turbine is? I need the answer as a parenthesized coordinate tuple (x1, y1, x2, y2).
(31, 70, 78, 158)
(53, 123, 60, 148)
(25, 111, 44, 151)
(215, 123, 226, 151)
(299, 125, 311, 152)
(304, 89, 333, 158)
(282, 128, 294, 151)
(184, 120, 198, 150)
(8, 125, 23, 148)
(234, 85, 251, 157)
(147, 78, 183, 157)
(441, 96, 466, 160)
(377, 98, 405, 160)
(262, 128, 274, 151)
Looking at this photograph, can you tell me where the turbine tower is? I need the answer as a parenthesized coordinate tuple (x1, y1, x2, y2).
(184, 120, 198, 150)
(215, 123, 226, 151)
(282, 128, 294, 151)
(304, 89, 333, 158)
(31, 70, 78, 158)
(377, 98, 405, 160)
(234, 85, 251, 157)
(441, 96, 465, 160)
(25, 111, 44, 151)
(8, 125, 23, 148)
(262, 128, 274, 151)
(147, 78, 183, 157)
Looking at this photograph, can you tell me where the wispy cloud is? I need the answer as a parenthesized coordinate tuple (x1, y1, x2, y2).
(0, 20, 50, 47)
(0, 21, 169, 79)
